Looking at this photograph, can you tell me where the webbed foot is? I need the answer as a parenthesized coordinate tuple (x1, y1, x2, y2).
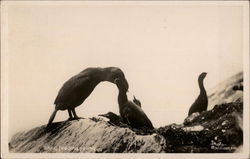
(73, 117, 85, 120)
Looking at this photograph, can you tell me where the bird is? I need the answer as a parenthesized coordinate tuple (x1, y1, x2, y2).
(98, 112, 123, 126)
(133, 95, 141, 107)
(47, 67, 129, 128)
(232, 84, 243, 91)
(188, 72, 208, 116)
(114, 78, 154, 130)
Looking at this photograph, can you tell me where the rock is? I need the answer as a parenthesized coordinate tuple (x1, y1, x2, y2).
(184, 112, 200, 124)
(156, 101, 243, 153)
(9, 72, 243, 153)
(182, 125, 204, 132)
(9, 118, 166, 153)
(207, 72, 243, 110)
(9, 102, 243, 153)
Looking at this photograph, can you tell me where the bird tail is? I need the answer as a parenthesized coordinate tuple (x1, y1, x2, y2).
(47, 108, 58, 128)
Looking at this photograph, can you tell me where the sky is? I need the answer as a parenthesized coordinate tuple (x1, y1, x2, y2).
(3, 2, 244, 138)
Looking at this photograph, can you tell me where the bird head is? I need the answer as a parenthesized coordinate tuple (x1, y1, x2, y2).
(105, 67, 129, 91)
(133, 95, 141, 107)
(114, 77, 129, 92)
(199, 72, 207, 80)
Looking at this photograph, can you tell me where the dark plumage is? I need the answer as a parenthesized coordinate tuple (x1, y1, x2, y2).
(115, 78, 154, 130)
(47, 67, 129, 128)
(188, 72, 208, 116)
(98, 112, 123, 126)
(133, 95, 141, 107)
(232, 85, 243, 91)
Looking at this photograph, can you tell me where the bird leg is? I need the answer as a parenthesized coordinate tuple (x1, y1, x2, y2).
(67, 109, 74, 121)
(72, 109, 82, 120)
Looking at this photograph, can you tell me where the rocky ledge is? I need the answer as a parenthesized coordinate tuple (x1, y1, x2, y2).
(9, 101, 243, 153)
(9, 72, 244, 153)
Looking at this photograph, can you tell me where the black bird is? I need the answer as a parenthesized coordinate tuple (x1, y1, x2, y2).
(115, 78, 154, 130)
(133, 95, 141, 107)
(232, 84, 243, 91)
(98, 112, 123, 126)
(47, 67, 129, 128)
(188, 72, 208, 116)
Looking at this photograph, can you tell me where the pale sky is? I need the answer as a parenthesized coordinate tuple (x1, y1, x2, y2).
(4, 2, 244, 138)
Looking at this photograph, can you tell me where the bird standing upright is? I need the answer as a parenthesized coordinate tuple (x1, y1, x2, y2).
(188, 72, 208, 116)
(47, 67, 129, 128)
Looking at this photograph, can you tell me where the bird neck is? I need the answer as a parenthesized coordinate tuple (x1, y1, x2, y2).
(91, 68, 110, 82)
(198, 78, 206, 95)
(118, 89, 128, 107)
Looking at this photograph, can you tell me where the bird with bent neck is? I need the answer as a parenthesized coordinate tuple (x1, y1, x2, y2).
(114, 78, 154, 130)
(188, 72, 208, 116)
(47, 67, 129, 128)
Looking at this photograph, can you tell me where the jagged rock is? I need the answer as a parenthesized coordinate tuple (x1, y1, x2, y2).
(156, 101, 243, 153)
(9, 101, 242, 153)
(184, 112, 200, 124)
(9, 72, 243, 153)
(9, 118, 166, 153)
(207, 72, 243, 109)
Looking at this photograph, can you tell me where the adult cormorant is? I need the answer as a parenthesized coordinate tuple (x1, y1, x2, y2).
(47, 67, 129, 128)
(188, 72, 208, 116)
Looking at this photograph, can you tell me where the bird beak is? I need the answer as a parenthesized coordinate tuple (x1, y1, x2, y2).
(98, 114, 107, 118)
(123, 78, 129, 91)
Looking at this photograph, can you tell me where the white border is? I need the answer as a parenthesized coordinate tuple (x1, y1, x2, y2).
(1, 1, 249, 159)
(1, 1, 10, 158)
(243, 1, 250, 158)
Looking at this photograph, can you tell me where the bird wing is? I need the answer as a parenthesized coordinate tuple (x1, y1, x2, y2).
(124, 101, 154, 129)
(188, 93, 208, 115)
(122, 106, 132, 124)
(134, 108, 154, 129)
(54, 74, 91, 104)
